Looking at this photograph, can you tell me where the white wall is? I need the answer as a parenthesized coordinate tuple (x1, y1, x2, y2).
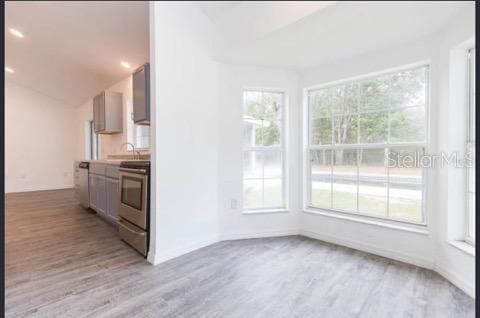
(218, 64, 301, 239)
(5, 80, 77, 193)
(433, 7, 475, 297)
(298, 8, 475, 297)
(74, 75, 133, 160)
(147, 3, 474, 298)
(149, 3, 219, 264)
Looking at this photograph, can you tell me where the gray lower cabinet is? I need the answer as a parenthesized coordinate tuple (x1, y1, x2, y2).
(96, 176, 107, 216)
(89, 174, 106, 216)
(89, 163, 119, 227)
(89, 174, 97, 210)
(106, 177, 119, 222)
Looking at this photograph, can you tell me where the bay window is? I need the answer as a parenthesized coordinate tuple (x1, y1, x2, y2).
(306, 65, 428, 224)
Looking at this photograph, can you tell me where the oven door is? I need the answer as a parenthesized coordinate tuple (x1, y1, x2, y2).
(118, 168, 147, 230)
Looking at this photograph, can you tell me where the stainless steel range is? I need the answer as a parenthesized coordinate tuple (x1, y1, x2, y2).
(118, 160, 150, 256)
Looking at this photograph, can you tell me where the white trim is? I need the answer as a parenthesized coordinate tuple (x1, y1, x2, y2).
(147, 236, 219, 265)
(242, 209, 289, 215)
(448, 240, 475, 256)
(219, 229, 300, 241)
(303, 209, 429, 235)
(6, 186, 75, 194)
(303, 61, 430, 92)
(435, 262, 475, 299)
(300, 229, 434, 269)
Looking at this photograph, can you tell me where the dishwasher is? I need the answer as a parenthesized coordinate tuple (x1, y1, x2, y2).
(75, 161, 90, 208)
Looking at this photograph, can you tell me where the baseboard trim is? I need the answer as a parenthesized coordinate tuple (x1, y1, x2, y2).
(434, 263, 475, 298)
(300, 229, 434, 270)
(148, 236, 219, 265)
(220, 229, 300, 241)
(6, 186, 74, 194)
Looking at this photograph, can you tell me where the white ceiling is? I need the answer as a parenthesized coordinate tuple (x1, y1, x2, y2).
(202, 1, 473, 70)
(5, 1, 149, 106)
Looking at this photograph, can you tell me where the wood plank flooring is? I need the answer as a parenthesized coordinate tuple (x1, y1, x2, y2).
(5, 189, 475, 317)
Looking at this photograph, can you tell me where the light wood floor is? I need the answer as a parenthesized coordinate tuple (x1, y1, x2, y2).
(6, 189, 475, 318)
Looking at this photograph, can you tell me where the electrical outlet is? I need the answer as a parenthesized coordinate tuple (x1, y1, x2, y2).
(230, 199, 238, 210)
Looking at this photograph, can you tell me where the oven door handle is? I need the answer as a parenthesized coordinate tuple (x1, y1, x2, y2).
(119, 220, 146, 235)
(119, 167, 147, 174)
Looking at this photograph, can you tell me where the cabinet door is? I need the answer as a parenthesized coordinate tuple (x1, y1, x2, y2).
(133, 64, 149, 123)
(89, 175, 97, 210)
(93, 93, 105, 132)
(93, 97, 99, 132)
(96, 176, 107, 215)
(106, 178, 119, 221)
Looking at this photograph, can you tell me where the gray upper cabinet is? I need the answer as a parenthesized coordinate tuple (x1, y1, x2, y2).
(133, 63, 150, 125)
(93, 91, 123, 134)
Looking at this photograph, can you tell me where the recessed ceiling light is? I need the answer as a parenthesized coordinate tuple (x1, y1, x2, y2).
(5, 67, 15, 74)
(9, 28, 24, 38)
(120, 61, 131, 69)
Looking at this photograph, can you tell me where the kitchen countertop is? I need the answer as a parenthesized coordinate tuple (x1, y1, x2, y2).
(86, 159, 149, 166)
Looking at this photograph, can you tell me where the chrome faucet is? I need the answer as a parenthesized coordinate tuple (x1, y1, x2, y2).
(119, 142, 140, 160)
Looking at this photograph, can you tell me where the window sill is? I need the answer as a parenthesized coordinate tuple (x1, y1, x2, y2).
(448, 240, 475, 256)
(303, 208, 430, 235)
(242, 209, 289, 215)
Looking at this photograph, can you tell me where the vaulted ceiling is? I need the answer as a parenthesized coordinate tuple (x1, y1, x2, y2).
(5, 1, 149, 106)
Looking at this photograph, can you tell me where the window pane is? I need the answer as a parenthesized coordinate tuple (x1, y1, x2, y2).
(359, 111, 388, 143)
(388, 147, 423, 222)
(388, 147, 423, 180)
(263, 179, 283, 207)
(389, 182, 422, 222)
(333, 115, 358, 144)
(310, 150, 332, 208)
(359, 182, 387, 217)
(243, 151, 263, 179)
(360, 76, 389, 111)
(390, 106, 425, 143)
(310, 89, 332, 118)
(311, 117, 332, 145)
(358, 148, 388, 216)
(344, 83, 360, 113)
(332, 149, 357, 212)
(243, 120, 262, 147)
(330, 85, 346, 115)
(260, 120, 281, 146)
(243, 179, 263, 209)
(390, 68, 426, 108)
(244, 91, 282, 121)
(263, 151, 282, 178)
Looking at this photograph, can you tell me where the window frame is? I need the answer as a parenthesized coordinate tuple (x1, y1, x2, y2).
(303, 62, 430, 226)
(242, 88, 287, 212)
(465, 48, 475, 245)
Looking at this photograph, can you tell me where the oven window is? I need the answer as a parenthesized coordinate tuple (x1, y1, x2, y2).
(121, 176, 143, 210)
